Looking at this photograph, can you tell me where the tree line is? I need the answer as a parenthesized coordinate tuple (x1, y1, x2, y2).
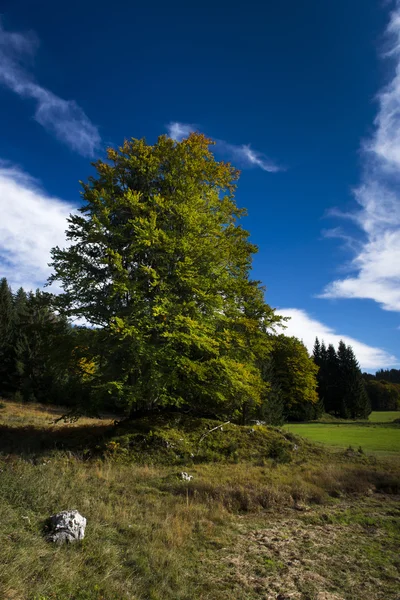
(0, 279, 93, 407)
(0, 276, 320, 424)
(0, 133, 396, 422)
(362, 369, 400, 411)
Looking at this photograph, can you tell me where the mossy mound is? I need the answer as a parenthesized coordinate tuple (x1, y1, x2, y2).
(102, 413, 318, 464)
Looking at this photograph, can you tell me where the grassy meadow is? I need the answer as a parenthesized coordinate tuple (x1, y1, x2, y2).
(0, 400, 399, 600)
(369, 411, 400, 423)
(285, 411, 400, 457)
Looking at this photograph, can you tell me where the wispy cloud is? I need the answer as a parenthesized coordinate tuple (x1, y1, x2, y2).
(167, 122, 195, 141)
(220, 141, 282, 173)
(279, 308, 398, 371)
(0, 19, 101, 156)
(320, 4, 400, 312)
(0, 162, 73, 291)
(166, 121, 282, 173)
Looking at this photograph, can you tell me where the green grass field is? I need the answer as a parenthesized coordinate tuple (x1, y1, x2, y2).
(369, 411, 400, 422)
(285, 411, 400, 455)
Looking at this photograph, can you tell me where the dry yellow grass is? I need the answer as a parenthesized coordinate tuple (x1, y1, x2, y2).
(0, 400, 115, 428)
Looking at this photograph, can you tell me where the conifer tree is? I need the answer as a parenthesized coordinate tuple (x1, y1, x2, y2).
(313, 337, 321, 364)
(12, 287, 29, 397)
(0, 278, 15, 397)
(337, 341, 370, 419)
(15, 291, 71, 403)
(314, 337, 370, 419)
(313, 337, 325, 407)
(325, 344, 340, 415)
(375, 368, 400, 384)
(313, 337, 330, 413)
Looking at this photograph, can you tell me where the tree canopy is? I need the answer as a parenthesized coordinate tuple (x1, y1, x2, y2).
(271, 335, 319, 421)
(49, 133, 282, 418)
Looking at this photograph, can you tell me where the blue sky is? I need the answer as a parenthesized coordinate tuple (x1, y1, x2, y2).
(0, 0, 399, 371)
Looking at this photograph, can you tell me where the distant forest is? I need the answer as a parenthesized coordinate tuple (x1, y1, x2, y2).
(362, 369, 400, 411)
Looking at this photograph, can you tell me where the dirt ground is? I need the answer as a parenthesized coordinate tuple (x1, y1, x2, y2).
(216, 495, 400, 600)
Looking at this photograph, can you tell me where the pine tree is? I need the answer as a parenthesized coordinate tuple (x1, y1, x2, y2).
(325, 344, 340, 415)
(0, 277, 15, 397)
(337, 341, 370, 419)
(314, 338, 370, 419)
(313, 337, 328, 412)
(14, 287, 28, 321)
(313, 337, 321, 364)
(12, 287, 28, 396)
(15, 291, 71, 403)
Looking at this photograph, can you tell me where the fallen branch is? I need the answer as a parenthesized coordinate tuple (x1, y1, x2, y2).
(197, 421, 230, 454)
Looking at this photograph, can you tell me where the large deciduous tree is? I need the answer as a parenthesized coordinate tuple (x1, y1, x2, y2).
(49, 133, 281, 417)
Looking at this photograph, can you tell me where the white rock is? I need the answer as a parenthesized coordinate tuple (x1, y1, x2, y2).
(48, 509, 86, 544)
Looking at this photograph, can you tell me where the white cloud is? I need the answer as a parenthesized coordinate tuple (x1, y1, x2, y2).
(0, 20, 101, 156)
(0, 162, 73, 291)
(167, 122, 195, 141)
(166, 121, 282, 172)
(231, 144, 281, 172)
(320, 4, 400, 311)
(278, 308, 398, 371)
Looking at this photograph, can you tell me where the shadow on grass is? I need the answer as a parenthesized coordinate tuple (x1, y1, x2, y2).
(0, 422, 116, 458)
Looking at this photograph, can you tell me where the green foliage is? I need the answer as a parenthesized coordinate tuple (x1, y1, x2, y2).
(49, 133, 281, 417)
(13, 291, 71, 404)
(269, 335, 319, 421)
(255, 357, 285, 425)
(0, 278, 100, 409)
(364, 379, 400, 411)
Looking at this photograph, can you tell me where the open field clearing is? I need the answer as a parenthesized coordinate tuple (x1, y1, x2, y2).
(369, 411, 400, 423)
(284, 412, 400, 456)
(284, 423, 400, 455)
